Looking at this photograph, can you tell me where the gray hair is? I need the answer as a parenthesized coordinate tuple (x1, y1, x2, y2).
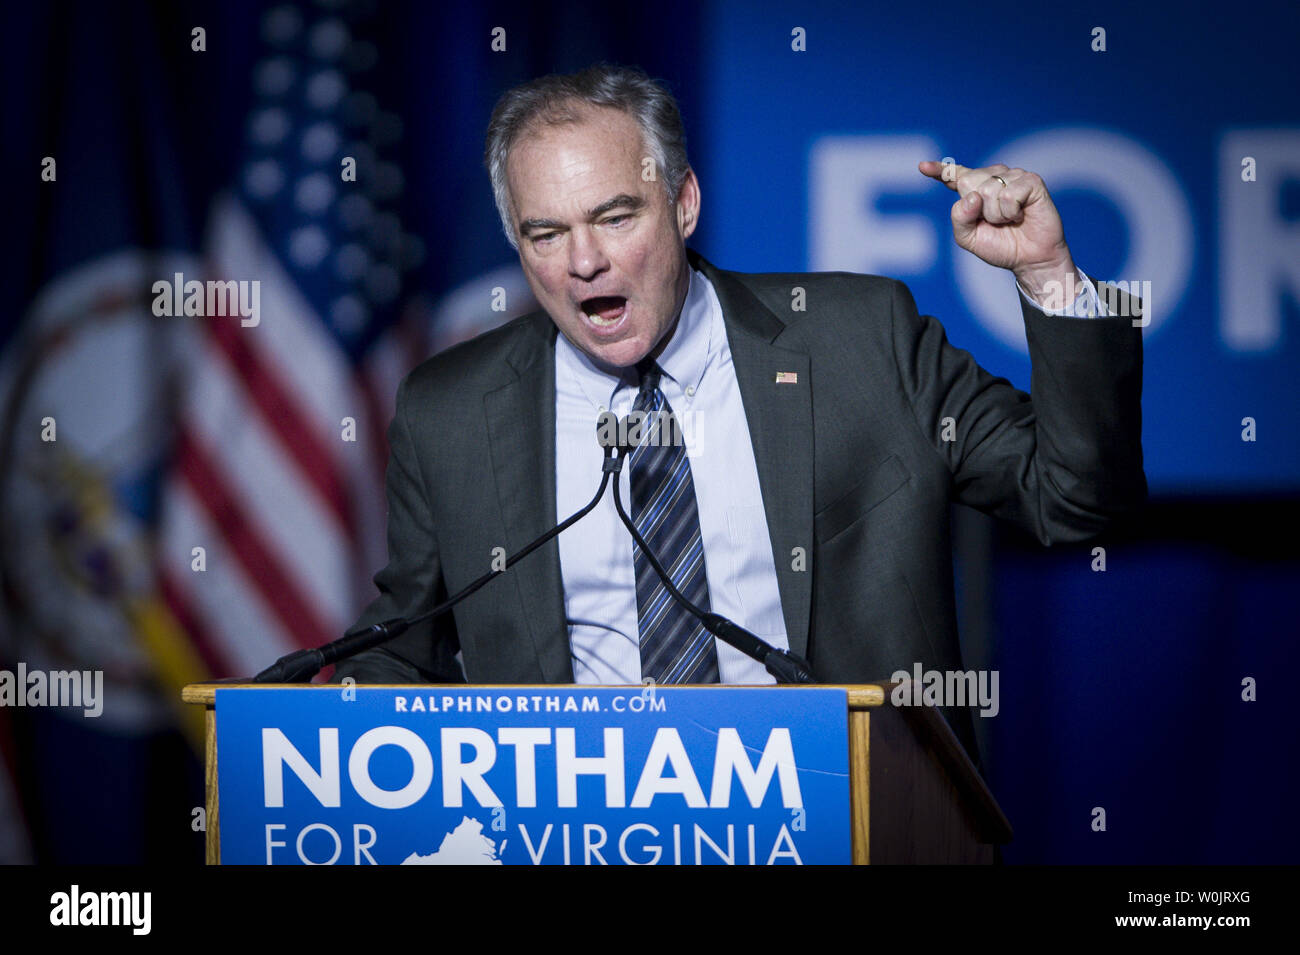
(483, 63, 691, 249)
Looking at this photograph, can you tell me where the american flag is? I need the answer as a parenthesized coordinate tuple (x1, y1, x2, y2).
(2, 0, 541, 861)
(157, 1, 429, 679)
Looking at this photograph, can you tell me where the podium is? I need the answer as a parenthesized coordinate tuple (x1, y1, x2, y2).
(183, 682, 1011, 865)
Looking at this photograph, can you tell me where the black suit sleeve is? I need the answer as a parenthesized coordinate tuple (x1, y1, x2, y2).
(330, 374, 465, 685)
(890, 274, 1147, 545)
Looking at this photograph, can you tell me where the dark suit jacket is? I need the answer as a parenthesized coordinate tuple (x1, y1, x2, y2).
(333, 249, 1146, 760)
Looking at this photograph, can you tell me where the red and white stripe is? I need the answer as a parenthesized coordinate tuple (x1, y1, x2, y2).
(157, 196, 405, 679)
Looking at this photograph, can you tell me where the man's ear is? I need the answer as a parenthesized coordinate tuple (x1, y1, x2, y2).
(675, 168, 701, 239)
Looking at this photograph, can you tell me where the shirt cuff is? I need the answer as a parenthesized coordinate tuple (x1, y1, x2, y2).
(1016, 269, 1107, 318)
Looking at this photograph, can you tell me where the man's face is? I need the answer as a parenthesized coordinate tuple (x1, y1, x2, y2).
(506, 105, 700, 370)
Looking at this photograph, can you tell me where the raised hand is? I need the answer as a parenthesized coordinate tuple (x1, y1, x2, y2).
(919, 160, 1078, 308)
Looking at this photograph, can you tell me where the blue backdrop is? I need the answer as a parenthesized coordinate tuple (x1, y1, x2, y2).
(697, 0, 1300, 494)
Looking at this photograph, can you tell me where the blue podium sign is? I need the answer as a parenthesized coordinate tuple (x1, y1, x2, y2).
(215, 686, 850, 865)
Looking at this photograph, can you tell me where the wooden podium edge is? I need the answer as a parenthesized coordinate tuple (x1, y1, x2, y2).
(875, 681, 1014, 848)
(183, 681, 1009, 865)
(182, 682, 886, 707)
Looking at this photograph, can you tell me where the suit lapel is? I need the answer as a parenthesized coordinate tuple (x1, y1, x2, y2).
(481, 254, 815, 677)
(482, 314, 574, 682)
(691, 252, 815, 660)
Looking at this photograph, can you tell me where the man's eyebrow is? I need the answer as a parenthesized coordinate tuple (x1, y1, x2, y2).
(519, 194, 646, 237)
(587, 194, 645, 218)
(519, 216, 566, 237)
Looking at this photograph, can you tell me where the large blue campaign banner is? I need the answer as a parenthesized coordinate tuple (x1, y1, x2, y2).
(695, 0, 1300, 494)
(216, 687, 850, 865)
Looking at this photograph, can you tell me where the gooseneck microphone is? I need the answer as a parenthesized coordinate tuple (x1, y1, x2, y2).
(251, 418, 627, 683)
(609, 418, 816, 685)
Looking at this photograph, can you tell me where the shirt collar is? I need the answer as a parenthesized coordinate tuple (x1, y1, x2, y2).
(558, 265, 716, 409)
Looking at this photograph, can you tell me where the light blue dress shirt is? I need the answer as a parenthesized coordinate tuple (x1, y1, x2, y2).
(555, 265, 1108, 685)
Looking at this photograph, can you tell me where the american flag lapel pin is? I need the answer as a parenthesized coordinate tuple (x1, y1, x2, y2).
(775, 371, 798, 384)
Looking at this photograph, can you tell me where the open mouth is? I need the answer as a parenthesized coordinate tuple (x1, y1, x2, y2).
(580, 295, 628, 328)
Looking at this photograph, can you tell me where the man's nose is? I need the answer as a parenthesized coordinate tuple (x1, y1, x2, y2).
(567, 227, 609, 280)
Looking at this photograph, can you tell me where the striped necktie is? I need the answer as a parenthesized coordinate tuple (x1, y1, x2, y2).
(629, 359, 719, 683)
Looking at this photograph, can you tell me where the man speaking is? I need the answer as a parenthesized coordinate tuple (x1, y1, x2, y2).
(331, 64, 1145, 760)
